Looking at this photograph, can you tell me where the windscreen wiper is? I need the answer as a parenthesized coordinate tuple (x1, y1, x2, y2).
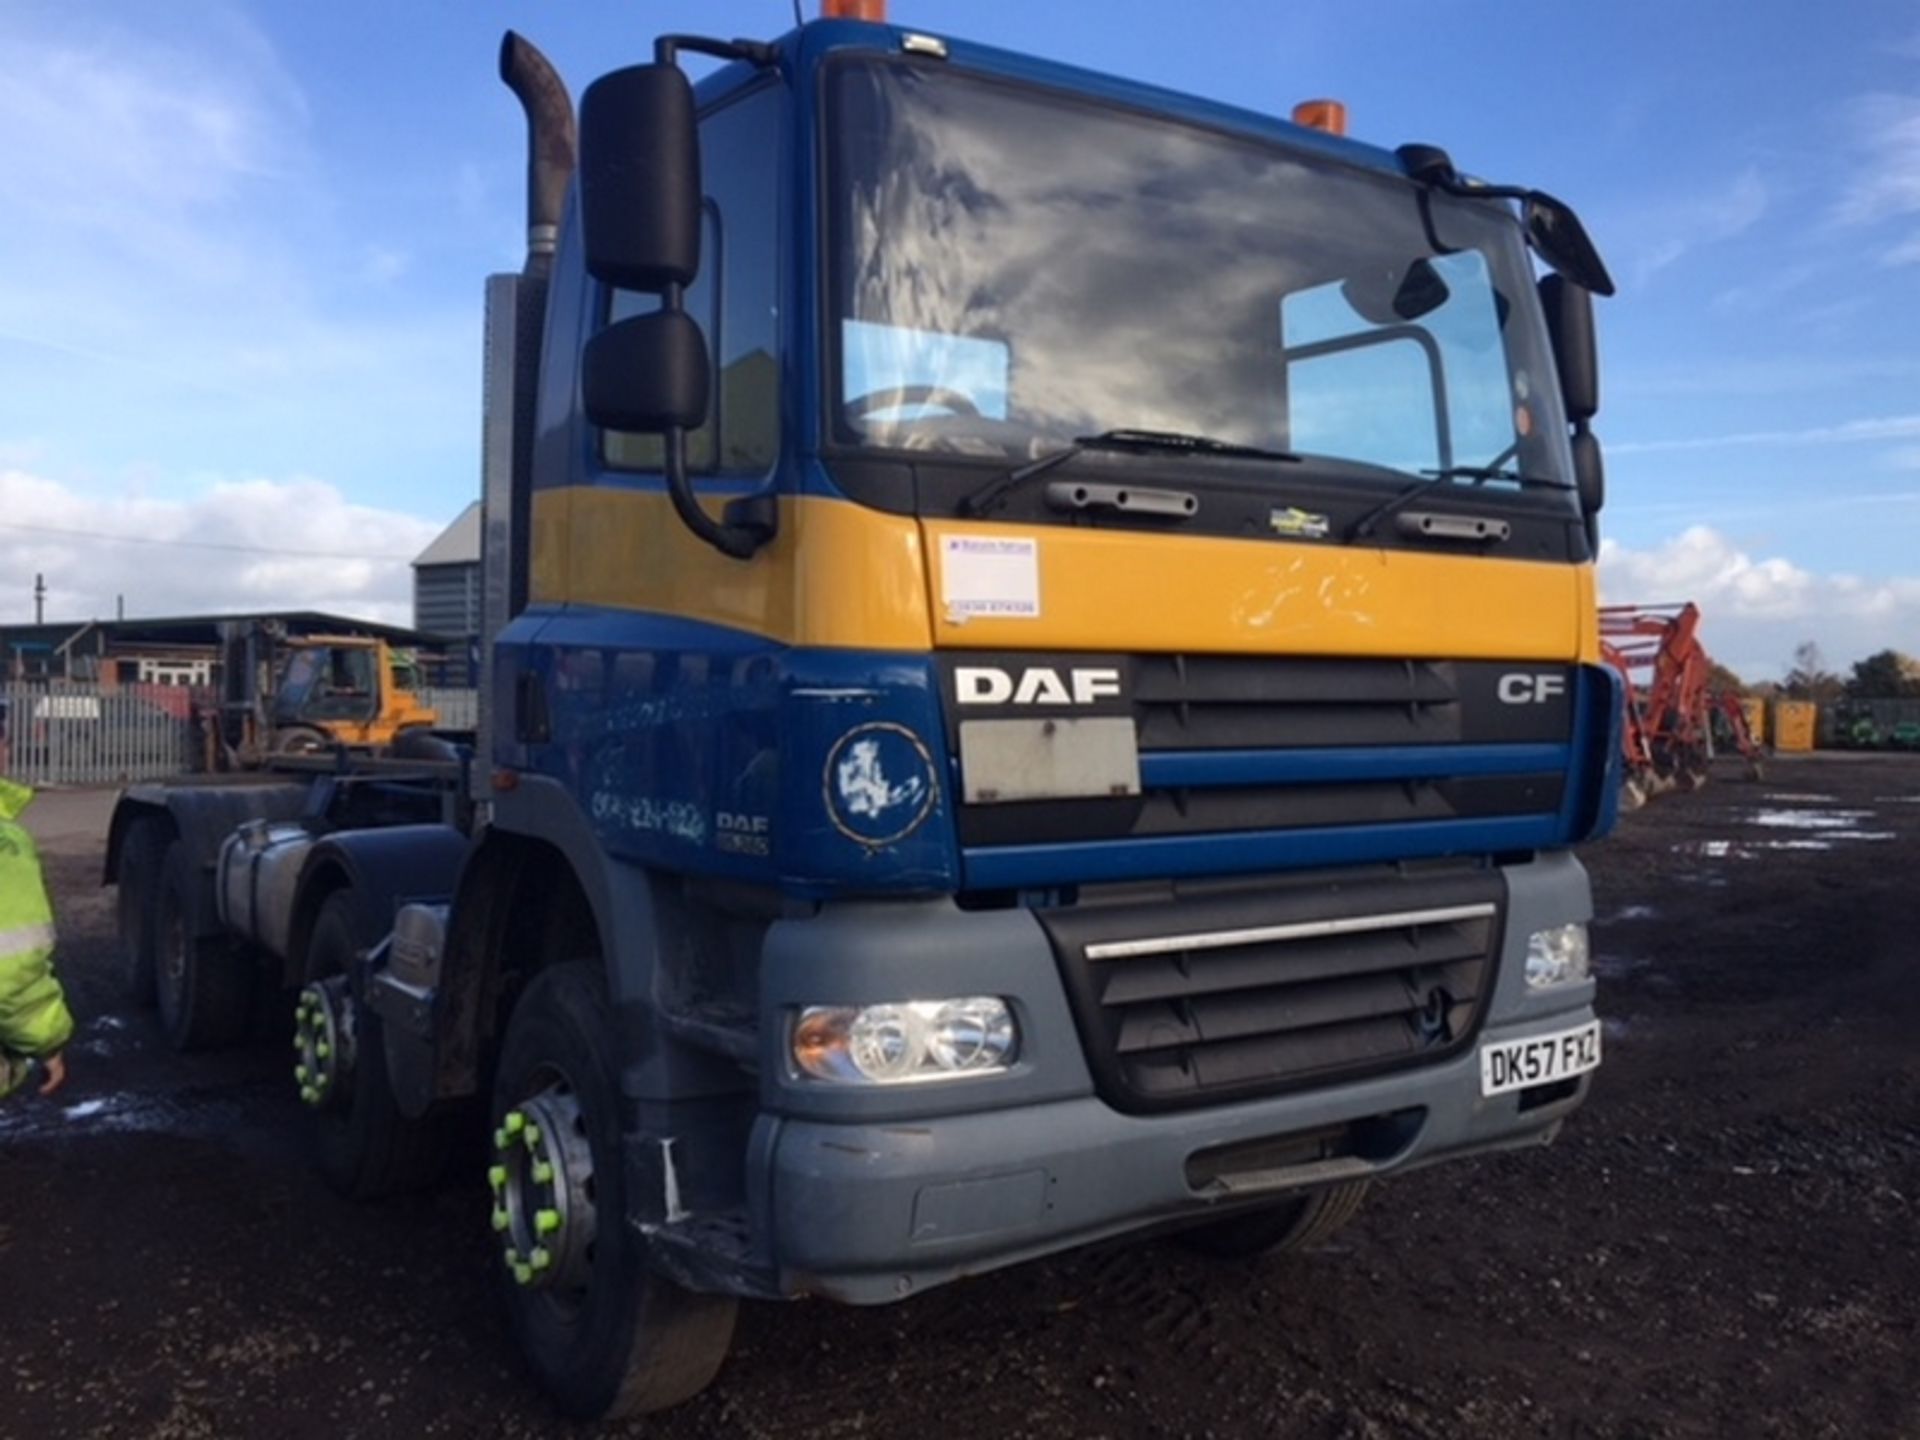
(1345, 465, 1568, 541)
(961, 428, 1300, 517)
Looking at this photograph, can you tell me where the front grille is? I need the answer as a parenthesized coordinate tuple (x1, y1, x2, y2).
(939, 654, 1576, 851)
(1039, 870, 1504, 1112)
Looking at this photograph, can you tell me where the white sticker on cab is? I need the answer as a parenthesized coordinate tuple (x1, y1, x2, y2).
(940, 534, 1041, 622)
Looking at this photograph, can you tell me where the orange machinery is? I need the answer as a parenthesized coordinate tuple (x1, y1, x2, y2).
(1599, 602, 1762, 809)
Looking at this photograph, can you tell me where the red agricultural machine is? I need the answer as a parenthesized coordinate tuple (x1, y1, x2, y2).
(1600, 602, 1763, 810)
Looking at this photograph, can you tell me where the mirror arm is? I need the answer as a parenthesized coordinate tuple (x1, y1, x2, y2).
(657, 283, 773, 561)
(656, 34, 781, 68)
(662, 428, 766, 561)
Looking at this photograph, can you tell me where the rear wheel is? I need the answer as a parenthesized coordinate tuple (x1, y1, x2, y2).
(115, 819, 167, 1007)
(153, 841, 252, 1051)
(1175, 1180, 1372, 1260)
(298, 892, 454, 1198)
(491, 962, 737, 1420)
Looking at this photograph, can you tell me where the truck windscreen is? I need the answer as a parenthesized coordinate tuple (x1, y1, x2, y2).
(826, 60, 1575, 498)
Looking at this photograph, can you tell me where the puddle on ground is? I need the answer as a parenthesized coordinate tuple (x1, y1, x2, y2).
(1871, 795, 1920, 804)
(1671, 806, 1902, 859)
(1602, 904, 1659, 923)
(1670, 834, 1893, 859)
(0, 1089, 246, 1143)
(1762, 793, 1840, 804)
(70, 1014, 134, 1058)
(1744, 808, 1876, 830)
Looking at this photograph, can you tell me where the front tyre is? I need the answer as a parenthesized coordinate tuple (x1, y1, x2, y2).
(1175, 1180, 1371, 1259)
(491, 963, 736, 1420)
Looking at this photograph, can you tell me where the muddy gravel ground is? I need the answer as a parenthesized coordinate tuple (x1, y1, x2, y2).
(4, 757, 1918, 1439)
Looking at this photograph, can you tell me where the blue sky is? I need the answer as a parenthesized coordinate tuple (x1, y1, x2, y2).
(2, 0, 1918, 676)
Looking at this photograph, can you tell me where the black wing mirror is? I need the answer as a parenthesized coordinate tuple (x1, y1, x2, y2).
(582, 311, 709, 434)
(575, 52, 769, 560)
(1538, 274, 1597, 423)
(578, 65, 701, 292)
(1523, 192, 1615, 299)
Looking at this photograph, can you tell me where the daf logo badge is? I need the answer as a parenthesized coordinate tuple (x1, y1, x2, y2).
(954, 666, 1123, 707)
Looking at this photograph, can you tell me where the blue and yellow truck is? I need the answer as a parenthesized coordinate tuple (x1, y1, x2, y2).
(107, 4, 1620, 1418)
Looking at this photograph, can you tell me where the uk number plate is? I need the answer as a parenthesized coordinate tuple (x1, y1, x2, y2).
(1479, 1019, 1602, 1097)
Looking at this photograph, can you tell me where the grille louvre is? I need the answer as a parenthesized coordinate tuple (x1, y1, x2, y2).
(1040, 874, 1504, 1111)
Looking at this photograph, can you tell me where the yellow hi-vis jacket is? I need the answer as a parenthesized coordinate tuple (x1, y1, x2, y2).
(0, 777, 72, 1098)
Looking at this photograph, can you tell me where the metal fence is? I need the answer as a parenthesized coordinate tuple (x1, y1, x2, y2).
(0, 683, 484, 787)
(418, 687, 480, 730)
(0, 682, 198, 786)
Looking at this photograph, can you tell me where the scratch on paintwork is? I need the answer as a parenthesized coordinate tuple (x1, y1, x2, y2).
(591, 790, 708, 844)
(1232, 558, 1377, 633)
(660, 1137, 687, 1224)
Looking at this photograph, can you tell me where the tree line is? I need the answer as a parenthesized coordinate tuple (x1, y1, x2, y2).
(1762, 643, 1920, 703)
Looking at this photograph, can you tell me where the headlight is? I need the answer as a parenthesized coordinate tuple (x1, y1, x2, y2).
(1525, 923, 1591, 988)
(792, 998, 1018, 1084)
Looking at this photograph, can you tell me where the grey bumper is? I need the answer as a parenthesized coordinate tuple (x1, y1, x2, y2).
(750, 851, 1596, 1304)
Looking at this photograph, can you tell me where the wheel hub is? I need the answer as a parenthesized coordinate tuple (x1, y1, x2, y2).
(293, 978, 356, 1109)
(489, 1088, 596, 1291)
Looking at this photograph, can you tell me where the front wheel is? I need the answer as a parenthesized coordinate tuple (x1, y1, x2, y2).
(1175, 1180, 1372, 1260)
(491, 963, 737, 1420)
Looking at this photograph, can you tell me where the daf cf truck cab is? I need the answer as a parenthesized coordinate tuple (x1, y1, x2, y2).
(108, 5, 1619, 1418)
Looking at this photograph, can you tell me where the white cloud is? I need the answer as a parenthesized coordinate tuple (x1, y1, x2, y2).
(1599, 525, 1920, 680)
(1833, 92, 1920, 264)
(1611, 413, 1920, 455)
(0, 468, 440, 627)
(0, 4, 476, 489)
(1631, 168, 1768, 284)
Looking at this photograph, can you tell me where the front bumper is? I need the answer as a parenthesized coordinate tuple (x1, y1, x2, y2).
(742, 850, 1596, 1304)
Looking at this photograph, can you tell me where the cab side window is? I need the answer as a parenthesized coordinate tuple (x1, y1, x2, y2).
(603, 84, 782, 476)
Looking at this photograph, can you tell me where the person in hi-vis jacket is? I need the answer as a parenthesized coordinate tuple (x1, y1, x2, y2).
(0, 777, 72, 1098)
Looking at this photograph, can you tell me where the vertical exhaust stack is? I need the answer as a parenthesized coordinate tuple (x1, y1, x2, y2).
(477, 33, 576, 793)
(499, 32, 577, 278)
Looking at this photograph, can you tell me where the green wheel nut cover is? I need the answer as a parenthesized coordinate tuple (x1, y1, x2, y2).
(487, 1165, 507, 1191)
(294, 1065, 309, 1084)
(523, 1125, 541, 1149)
(512, 1261, 532, 1285)
(535, 1208, 560, 1235)
(530, 1247, 552, 1271)
(531, 1161, 554, 1185)
(491, 1207, 509, 1232)
(492, 1127, 510, 1150)
(503, 1111, 525, 1134)
(315, 1042, 331, 1059)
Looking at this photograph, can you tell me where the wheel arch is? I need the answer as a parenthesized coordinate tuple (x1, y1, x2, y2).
(446, 777, 740, 1105)
(288, 824, 471, 985)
